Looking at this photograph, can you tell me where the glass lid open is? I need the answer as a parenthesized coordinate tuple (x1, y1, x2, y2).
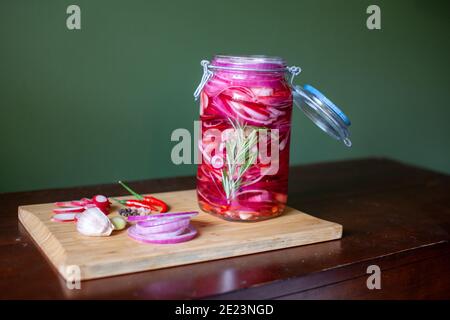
(292, 84, 352, 147)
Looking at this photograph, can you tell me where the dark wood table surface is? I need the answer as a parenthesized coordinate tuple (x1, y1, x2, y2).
(1, 158, 449, 299)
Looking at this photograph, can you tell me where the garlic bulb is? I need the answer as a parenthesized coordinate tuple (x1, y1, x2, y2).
(77, 207, 114, 237)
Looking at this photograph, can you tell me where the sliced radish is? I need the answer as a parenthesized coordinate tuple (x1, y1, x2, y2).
(52, 213, 77, 222)
(53, 206, 85, 214)
(54, 195, 111, 217)
(55, 201, 74, 207)
(80, 198, 94, 204)
(93, 195, 108, 206)
(70, 200, 88, 206)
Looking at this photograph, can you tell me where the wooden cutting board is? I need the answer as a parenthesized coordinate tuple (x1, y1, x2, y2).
(18, 189, 342, 281)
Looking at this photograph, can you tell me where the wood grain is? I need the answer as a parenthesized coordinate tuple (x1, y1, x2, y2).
(18, 189, 342, 281)
(2, 158, 449, 299)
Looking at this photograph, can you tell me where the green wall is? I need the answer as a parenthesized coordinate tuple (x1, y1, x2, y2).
(1, 0, 449, 193)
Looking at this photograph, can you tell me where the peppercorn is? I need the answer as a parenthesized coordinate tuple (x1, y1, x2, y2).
(119, 207, 150, 217)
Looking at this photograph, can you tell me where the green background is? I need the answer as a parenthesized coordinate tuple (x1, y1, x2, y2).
(1, 0, 449, 193)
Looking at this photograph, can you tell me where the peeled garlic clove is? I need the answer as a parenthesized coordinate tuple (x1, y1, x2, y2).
(110, 216, 127, 230)
(77, 207, 114, 237)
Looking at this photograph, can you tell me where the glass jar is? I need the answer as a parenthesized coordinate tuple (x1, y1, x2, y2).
(194, 55, 351, 222)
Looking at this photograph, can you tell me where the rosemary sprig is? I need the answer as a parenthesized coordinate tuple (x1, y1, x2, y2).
(221, 119, 258, 201)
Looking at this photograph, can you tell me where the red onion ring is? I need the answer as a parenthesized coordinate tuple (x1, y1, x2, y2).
(126, 211, 198, 222)
(135, 226, 187, 238)
(135, 218, 190, 234)
(128, 225, 197, 244)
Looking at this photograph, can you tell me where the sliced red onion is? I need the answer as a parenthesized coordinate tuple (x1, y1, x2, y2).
(135, 218, 190, 234)
(135, 226, 186, 238)
(128, 225, 197, 244)
(126, 215, 152, 222)
(126, 211, 198, 222)
(128, 215, 183, 225)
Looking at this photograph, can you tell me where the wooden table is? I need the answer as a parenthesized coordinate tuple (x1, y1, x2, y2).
(1, 158, 449, 299)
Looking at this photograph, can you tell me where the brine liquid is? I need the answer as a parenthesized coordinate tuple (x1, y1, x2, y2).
(197, 56, 293, 221)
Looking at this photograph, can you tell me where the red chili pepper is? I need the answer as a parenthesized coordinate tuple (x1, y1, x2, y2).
(118, 181, 169, 213)
(143, 196, 168, 213)
(113, 198, 154, 210)
(127, 200, 153, 209)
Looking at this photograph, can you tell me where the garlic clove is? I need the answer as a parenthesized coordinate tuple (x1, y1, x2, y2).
(77, 207, 114, 237)
(110, 216, 127, 231)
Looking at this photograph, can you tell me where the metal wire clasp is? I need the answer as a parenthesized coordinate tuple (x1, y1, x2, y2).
(287, 65, 301, 84)
(193, 60, 213, 100)
(193, 60, 302, 99)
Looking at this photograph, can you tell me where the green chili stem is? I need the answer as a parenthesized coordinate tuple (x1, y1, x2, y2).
(118, 181, 144, 200)
(111, 197, 127, 205)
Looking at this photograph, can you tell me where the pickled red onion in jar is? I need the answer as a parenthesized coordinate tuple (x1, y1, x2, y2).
(197, 55, 292, 221)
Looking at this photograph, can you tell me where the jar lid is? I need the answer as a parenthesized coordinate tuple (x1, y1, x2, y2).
(292, 84, 352, 147)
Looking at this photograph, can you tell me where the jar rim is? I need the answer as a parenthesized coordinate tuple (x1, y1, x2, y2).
(211, 55, 288, 73)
